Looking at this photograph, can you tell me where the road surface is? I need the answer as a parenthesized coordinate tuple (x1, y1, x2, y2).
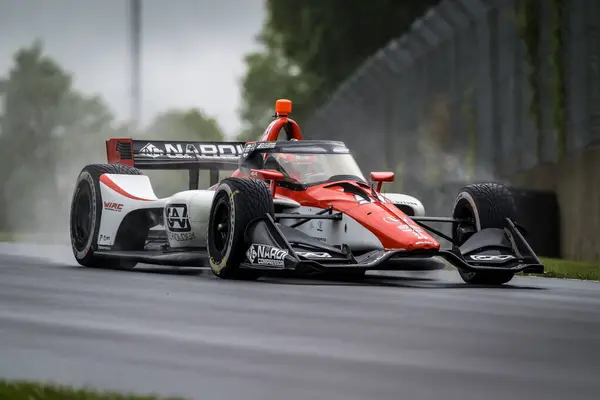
(0, 243, 599, 400)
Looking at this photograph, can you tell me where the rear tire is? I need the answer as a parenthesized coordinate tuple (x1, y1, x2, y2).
(452, 183, 516, 285)
(207, 177, 274, 280)
(69, 164, 143, 269)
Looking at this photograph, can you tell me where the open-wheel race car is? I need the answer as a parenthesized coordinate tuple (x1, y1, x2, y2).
(69, 99, 544, 285)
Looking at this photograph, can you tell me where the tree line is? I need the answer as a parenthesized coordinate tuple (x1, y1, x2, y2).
(0, 41, 225, 236)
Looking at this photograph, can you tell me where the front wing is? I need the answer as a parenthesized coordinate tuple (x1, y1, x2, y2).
(240, 214, 545, 276)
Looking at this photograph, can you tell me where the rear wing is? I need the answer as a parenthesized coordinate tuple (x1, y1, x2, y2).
(106, 138, 246, 189)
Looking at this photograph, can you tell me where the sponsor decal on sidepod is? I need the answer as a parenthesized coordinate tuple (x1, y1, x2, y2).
(166, 204, 191, 232)
(168, 231, 196, 241)
(165, 204, 197, 241)
(103, 202, 123, 212)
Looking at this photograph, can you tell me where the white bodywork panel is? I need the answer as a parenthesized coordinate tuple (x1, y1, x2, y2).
(382, 193, 426, 216)
(98, 174, 166, 247)
(164, 190, 215, 248)
(273, 196, 301, 210)
(107, 174, 160, 200)
(277, 206, 384, 251)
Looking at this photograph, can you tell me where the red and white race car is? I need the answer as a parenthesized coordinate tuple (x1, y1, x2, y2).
(69, 99, 543, 285)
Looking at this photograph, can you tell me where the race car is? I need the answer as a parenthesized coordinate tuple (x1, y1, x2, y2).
(69, 99, 544, 285)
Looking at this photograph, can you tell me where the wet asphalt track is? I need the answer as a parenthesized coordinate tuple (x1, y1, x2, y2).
(0, 243, 599, 400)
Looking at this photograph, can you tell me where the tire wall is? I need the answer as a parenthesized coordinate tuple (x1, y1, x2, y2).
(507, 187, 561, 259)
(506, 147, 600, 263)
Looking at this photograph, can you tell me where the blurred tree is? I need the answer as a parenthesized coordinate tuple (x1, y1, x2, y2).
(0, 42, 116, 164)
(237, 48, 316, 142)
(144, 108, 224, 142)
(238, 0, 440, 140)
(0, 41, 71, 171)
(0, 42, 233, 234)
(0, 41, 117, 233)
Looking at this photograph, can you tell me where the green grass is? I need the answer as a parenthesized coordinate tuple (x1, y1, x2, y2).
(0, 231, 62, 244)
(0, 231, 16, 241)
(0, 379, 187, 400)
(523, 257, 600, 281)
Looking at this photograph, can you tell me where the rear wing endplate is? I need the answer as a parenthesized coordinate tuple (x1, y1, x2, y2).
(106, 138, 246, 189)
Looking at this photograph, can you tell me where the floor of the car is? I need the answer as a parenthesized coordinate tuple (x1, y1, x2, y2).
(94, 248, 207, 267)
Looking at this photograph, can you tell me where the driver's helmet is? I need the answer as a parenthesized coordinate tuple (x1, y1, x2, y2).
(266, 138, 317, 182)
(273, 153, 317, 181)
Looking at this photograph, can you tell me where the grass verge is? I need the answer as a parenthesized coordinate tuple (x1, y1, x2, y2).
(0, 379, 187, 400)
(0, 232, 62, 244)
(521, 257, 600, 281)
(0, 232, 15, 241)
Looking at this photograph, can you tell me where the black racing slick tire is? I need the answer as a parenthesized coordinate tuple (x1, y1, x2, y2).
(69, 163, 143, 269)
(452, 182, 517, 285)
(207, 177, 274, 280)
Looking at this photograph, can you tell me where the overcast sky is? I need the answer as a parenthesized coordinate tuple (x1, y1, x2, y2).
(0, 0, 265, 138)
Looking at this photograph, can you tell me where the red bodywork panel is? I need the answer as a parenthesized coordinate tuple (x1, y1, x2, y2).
(105, 138, 134, 167)
(274, 182, 440, 251)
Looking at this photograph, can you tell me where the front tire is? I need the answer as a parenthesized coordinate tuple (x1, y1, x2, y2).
(207, 177, 274, 280)
(452, 183, 517, 285)
(69, 164, 142, 269)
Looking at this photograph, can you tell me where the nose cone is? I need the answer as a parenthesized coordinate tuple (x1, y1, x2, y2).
(345, 203, 440, 251)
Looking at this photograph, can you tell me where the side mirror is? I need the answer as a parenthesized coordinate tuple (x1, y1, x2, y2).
(250, 169, 285, 197)
(370, 171, 394, 192)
